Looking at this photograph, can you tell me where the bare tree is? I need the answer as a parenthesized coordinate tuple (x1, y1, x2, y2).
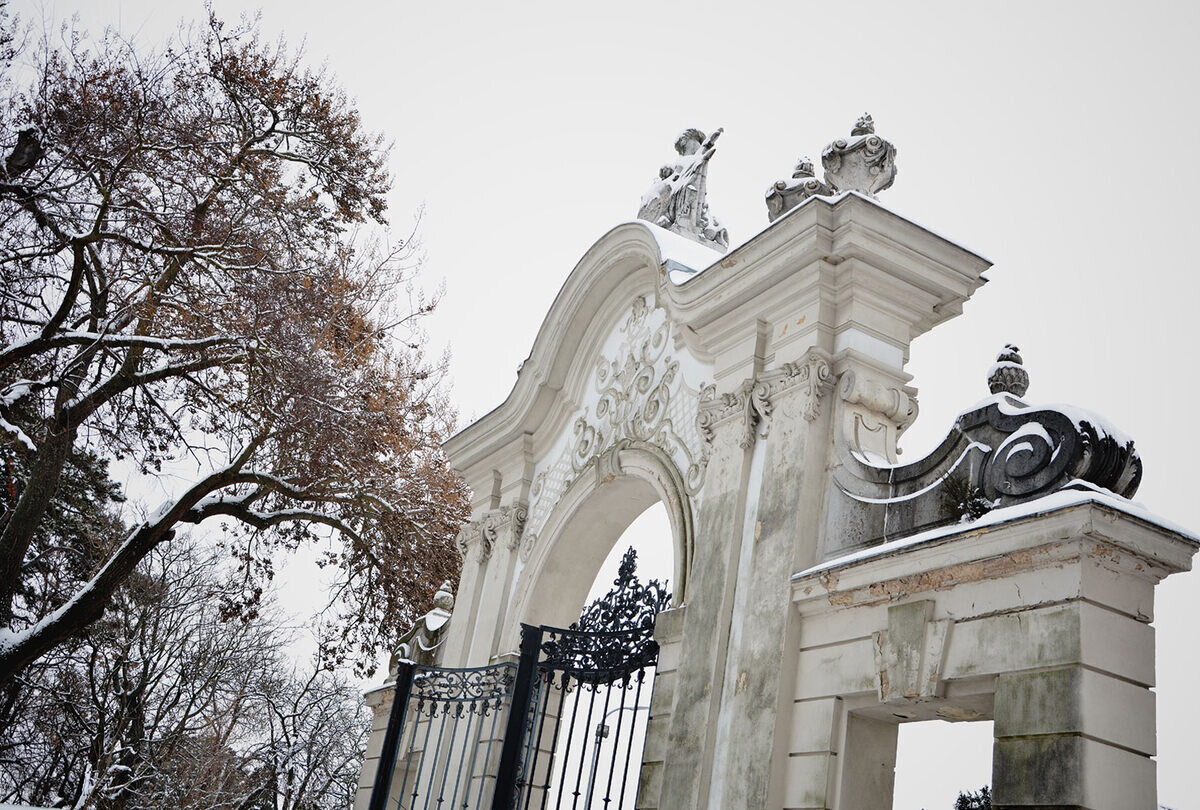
(0, 12, 469, 682)
(0, 540, 367, 810)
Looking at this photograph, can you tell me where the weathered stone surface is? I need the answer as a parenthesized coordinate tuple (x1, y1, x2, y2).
(821, 113, 897, 196)
(825, 370, 1143, 559)
(638, 127, 729, 250)
(765, 156, 832, 222)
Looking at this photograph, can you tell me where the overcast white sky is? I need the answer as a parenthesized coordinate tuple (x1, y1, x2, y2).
(13, 0, 1200, 807)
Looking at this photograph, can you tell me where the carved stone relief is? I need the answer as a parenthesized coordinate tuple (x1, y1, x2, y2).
(457, 503, 528, 562)
(522, 297, 709, 560)
(696, 348, 835, 453)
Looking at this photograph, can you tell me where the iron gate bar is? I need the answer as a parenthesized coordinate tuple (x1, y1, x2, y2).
(369, 661, 417, 810)
(521, 670, 556, 810)
(616, 673, 646, 809)
(491, 625, 543, 810)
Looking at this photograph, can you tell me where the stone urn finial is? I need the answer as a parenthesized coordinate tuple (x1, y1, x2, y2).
(851, 113, 875, 136)
(821, 112, 897, 196)
(988, 344, 1030, 397)
(765, 155, 833, 222)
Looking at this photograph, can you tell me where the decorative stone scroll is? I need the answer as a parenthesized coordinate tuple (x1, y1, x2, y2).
(697, 348, 835, 451)
(765, 157, 832, 222)
(825, 347, 1143, 554)
(522, 297, 709, 561)
(457, 503, 528, 562)
(821, 113, 897, 196)
(389, 580, 455, 675)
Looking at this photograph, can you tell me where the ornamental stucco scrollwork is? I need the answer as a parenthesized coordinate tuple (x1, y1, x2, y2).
(457, 503, 527, 562)
(522, 297, 709, 561)
(696, 348, 834, 451)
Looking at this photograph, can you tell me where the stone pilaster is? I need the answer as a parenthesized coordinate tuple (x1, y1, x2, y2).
(658, 412, 751, 810)
(459, 503, 527, 665)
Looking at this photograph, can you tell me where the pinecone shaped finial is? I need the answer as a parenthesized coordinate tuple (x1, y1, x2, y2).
(988, 344, 1029, 397)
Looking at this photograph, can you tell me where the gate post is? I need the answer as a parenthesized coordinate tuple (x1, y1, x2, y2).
(492, 624, 543, 810)
(368, 661, 416, 810)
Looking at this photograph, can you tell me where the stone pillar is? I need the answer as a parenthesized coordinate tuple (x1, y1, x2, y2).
(354, 685, 394, 810)
(657, 416, 752, 810)
(637, 606, 687, 808)
(447, 504, 526, 667)
(836, 714, 898, 809)
(710, 350, 836, 810)
(992, 666, 1157, 808)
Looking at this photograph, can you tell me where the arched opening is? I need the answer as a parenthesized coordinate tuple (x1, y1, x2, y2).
(509, 441, 694, 651)
(538, 502, 673, 810)
(583, 502, 674, 604)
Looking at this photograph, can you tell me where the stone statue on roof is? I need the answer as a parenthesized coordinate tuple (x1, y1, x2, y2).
(821, 112, 897, 196)
(638, 127, 729, 251)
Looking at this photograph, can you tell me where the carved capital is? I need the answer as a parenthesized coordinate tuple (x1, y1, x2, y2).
(758, 348, 836, 429)
(696, 349, 834, 451)
(458, 502, 528, 562)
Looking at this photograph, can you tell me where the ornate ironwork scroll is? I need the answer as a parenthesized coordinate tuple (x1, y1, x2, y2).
(539, 548, 671, 678)
(372, 661, 518, 810)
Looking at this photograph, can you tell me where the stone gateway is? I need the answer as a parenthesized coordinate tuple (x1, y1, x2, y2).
(359, 118, 1196, 810)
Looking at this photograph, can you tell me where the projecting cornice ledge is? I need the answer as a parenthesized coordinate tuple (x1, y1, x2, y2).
(792, 495, 1200, 613)
(661, 192, 992, 344)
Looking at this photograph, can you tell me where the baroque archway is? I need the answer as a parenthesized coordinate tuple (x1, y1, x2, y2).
(361, 120, 1196, 810)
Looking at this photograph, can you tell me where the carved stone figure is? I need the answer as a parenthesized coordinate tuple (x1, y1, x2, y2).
(764, 156, 832, 222)
(638, 128, 729, 250)
(389, 580, 454, 676)
(821, 113, 897, 196)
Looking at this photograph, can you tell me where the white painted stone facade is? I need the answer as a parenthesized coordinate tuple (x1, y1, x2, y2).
(358, 189, 1196, 810)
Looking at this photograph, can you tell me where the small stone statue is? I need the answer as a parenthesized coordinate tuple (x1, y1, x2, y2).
(764, 156, 833, 222)
(821, 113, 897, 196)
(987, 344, 1030, 397)
(388, 580, 455, 678)
(638, 128, 729, 250)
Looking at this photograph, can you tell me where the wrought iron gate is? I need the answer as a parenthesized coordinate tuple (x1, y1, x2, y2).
(369, 549, 670, 810)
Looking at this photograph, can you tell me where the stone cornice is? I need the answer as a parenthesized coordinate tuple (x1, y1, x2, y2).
(793, 497, 1199, 613)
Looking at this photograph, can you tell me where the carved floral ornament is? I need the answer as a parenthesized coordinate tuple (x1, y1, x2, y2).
(520, 297, 708, 561)
(456, 502, 528, 562)
(696, 348, 836, 450)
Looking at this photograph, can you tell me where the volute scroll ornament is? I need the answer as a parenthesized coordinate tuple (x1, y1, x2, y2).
(821, 113, 898, 196)
(765, 157, 833, 222)
(828, 347, 1143, 553)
